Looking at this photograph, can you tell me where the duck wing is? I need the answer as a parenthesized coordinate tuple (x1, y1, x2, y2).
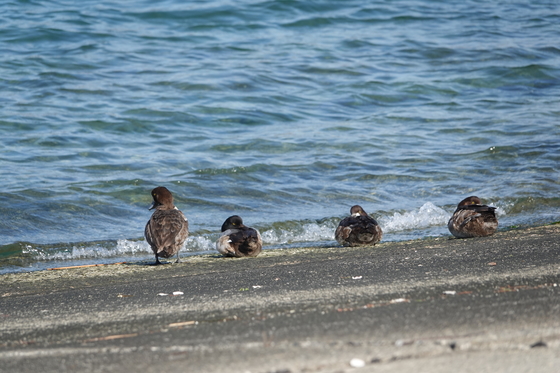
(145, 210, 188, 255)
(449, 205, 498, 238)
(336, 215, 382, 246)
(228, 227, 262, 257)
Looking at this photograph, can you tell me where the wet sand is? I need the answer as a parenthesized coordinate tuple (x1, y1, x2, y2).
(1, 224, 560, 373)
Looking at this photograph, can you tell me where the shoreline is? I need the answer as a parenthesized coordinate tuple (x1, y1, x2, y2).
(1, 224, 559, 372)
(2, 219, 558, 275)
(1, 223, 558, 285)
(1, 220, 556, 273)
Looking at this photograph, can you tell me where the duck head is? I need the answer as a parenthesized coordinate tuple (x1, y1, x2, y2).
(149, 186, 175, 210)
(350, 205, 368, 217)
(221, 215, 245, 232)
(457, 196, 482, 208)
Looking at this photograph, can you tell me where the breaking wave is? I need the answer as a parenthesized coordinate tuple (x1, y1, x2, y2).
(379, 202, 450, 233)
(0, 199, 529, 274)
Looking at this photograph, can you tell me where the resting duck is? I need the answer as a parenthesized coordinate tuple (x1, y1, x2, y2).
(216, 215, 262, 257)
(144, 186, 189, 264)
(448, 196, 498, 238)
(335, 205, 383, 247)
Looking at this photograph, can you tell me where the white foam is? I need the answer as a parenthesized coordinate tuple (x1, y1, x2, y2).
(496, 207, 506, 216)
(185, 235, 215, 252)
(20, 201, 495, 263)
(23, 240, 152, 261)
(493, 204, 507, 217)
(260, 222, 337, 245)
(378, 202, 450, 233)
(115, 239, 152, 255)
(22, 235, 217, 262)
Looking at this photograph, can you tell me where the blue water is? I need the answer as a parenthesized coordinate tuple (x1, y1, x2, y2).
(1, 0, 559, 273)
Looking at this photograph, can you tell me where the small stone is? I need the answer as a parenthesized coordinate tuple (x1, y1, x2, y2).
(350, 358, 365, 368)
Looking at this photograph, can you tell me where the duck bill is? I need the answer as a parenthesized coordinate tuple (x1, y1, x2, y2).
(149, 201, 157, 210)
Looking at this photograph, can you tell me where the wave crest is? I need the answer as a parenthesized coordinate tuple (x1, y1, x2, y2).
(379, 202, 450, 233)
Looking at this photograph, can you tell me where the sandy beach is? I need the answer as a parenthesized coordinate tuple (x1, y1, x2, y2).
(1, 224, 559, 373)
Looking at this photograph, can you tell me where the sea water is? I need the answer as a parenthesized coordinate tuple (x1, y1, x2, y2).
(1, 0, 559, 273)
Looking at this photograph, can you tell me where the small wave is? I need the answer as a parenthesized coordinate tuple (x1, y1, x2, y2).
(379, 202, 450, 233)
(21, 237, 220, 261)
(13, 201, 508, 263)
(260, 221, 338, 245)
(1, 200, 526, 274)
(494, 205, 507, 217)
(186, 235, 216, 252)
(22, 240, 152, 261)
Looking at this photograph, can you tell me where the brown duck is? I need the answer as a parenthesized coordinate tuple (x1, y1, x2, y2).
(448, 196, 498, 238)
(335, 205, 383, 247)
(144, 186, 189, 264)
(216, 215, 262, 257)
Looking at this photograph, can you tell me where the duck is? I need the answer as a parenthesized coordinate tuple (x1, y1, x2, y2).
(335, 205, 383, 247)
(448, 196, 498, 238)
(216, 215, 262, 257)
(144, 186, 189, 265)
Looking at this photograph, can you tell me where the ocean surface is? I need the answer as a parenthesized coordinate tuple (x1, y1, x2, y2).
(1, 0, 559, 273)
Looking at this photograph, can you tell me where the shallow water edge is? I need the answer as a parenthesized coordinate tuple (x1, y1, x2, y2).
(1, 223, 558, 283)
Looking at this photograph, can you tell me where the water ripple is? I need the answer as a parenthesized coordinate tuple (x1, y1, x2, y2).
(0, 0, 559, 271)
